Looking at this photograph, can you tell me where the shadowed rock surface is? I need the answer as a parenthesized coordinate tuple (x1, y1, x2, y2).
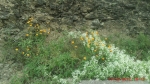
(0, 0, 150, 39)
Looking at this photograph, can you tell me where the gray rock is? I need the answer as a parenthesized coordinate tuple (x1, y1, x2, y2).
(0, 12, 10, 20)
(124, 4, 136, 9)
(91, 19, 104, 29)
(0, 20, 3, 27)
(36, 0, 46, 6)
(0, 63, 3, 69)
(61, 17, 74, 25)
(85, 12, 96, 20)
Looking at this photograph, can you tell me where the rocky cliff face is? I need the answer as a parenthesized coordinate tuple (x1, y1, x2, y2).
(0, 0, 150, 40)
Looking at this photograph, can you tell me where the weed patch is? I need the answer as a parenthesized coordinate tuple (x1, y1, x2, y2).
(4, 18, 150, 84)
(107, 33, 150, 61)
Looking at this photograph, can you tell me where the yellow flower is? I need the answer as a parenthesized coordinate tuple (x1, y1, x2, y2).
(26, 54, 30, 57)
(36, 24, 39, 27)
(27, 21, 30, 23)
(88, 39, 91, 43)
(15, 48, 18, 51)
(36, 34, 38, 36)
(108, 45, 111, 49)
(40, 30, 43, 33)
(71, 41, 74, 44)
(43, 29, 46, 33)
(22, 52, 24, 54)
(96, 31, 98, 35)
(29, 23, 32, 27)
(110, 50, 112, 52)
(83, 56, 86, 60)
(92, 37, 95, 41)
(102, 57, 105, 60)
(80, 37, 84, 41)
(74, 46, 77, 48)
(26, 34, 29, 36)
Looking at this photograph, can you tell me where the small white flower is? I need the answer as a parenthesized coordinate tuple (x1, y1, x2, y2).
(66, 30, 150, 82)
(91, 47, 94, 52)
(81, 33, 87, 37)
(53, 75, 58, 79)
(59, 78, 67, 84)
(68, 31, 74, 36)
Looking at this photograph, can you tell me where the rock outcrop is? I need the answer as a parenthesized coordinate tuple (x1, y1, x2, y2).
(0, 0, 150, 40)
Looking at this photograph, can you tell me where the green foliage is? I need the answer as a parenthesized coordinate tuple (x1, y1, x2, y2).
(108, 33, 150, 61)
(5, 18, 150, 83)
(7, 19, 92, 83)
(50, 52, 78, 78)
(3, 17, 48, 62)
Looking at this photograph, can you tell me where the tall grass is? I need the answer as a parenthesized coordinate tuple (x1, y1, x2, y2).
(108, 33, 150, 61)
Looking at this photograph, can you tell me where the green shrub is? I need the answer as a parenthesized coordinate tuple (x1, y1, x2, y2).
(6, 17, 150, 84)
(107, 33, 150, 61)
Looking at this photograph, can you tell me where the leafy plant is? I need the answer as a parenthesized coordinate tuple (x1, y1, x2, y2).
(107, 33, 150, 61)
(6, 19, 150, 84)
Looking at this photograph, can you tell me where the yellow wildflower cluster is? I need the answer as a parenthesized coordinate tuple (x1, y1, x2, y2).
(70, 31, 100, 61)
(15, 17, 51, 57)
(15, 47, 31, 57)
(69, 31, 113, 62)
(25, 17, 51, 37)
(74, 31, 113, 61)
(37, 28, 50, 36)
(84, 31, 98, 48)
(27, 17, 33, 26)
(71, 40, 78, 49)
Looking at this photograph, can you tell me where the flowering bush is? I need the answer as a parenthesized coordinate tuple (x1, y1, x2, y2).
(57, 30, 150, 84)
(8, 23, 150, 84)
